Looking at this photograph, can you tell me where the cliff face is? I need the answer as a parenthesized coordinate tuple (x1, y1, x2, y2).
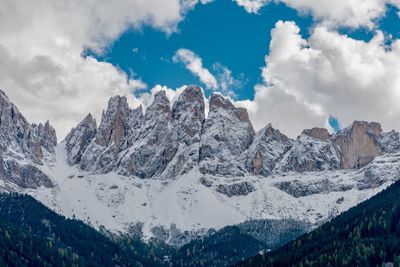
(0, 86, 396, 187)
(332, 121, 383, 169)
(0, 90, 55, 188)
(1, 87, 400, 247)
(59, 87, 400, 179)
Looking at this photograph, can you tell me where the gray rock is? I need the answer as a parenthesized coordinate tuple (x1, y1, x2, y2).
(245, 124, 293, 176)
(64, 113, 97, 165)
(332, 121, 383, 169)
(274, 134, 340, 173)
(215, 181, 256, 197)
(118, 90, 176, 178)
(275, 179, 353, 198)
(162, 85, 205, 179)
(0, 90, 55, 188)
(200, 93, 254, 176)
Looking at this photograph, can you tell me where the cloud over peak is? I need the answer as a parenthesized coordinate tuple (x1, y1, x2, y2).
(248, 20, 400, 137)
(173, 48, 219, 89)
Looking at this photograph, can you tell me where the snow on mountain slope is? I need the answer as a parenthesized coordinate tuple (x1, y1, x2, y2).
(1, 87, 400, 246)
(23, 142, 400, 243)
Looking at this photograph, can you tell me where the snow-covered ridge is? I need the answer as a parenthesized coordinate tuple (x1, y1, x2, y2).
(1, 86, 400, 244)
(64, 85, 400, 180)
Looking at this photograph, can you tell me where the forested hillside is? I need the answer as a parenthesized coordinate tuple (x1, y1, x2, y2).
(239, 180, 400, 267)
(0, 193, 165, 266)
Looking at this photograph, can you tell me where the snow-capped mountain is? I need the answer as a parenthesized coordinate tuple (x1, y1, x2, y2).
(1, 86, 400, 245)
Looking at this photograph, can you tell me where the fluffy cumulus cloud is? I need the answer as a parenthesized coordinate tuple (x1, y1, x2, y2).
(173, 49, 244, 97)
(235, 0, 270, 13)
(248, 20, 400, 137)
(0, 0, 210, 139)
(234, 0, 400, 29)
(173, 49, 219, 89)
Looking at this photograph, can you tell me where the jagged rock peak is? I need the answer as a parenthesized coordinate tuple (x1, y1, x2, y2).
(302, 127, 330, 141)
(172, 85, 205, 138)
(0, 90, 53, 188)
(0, 90, 10, 101)
(95, 95, 131, 148)
(160, 86, 205, 178)
(145, 90, 171, 120)
(173, 85, 204, 111)
(83, 113, 96, 125)
(36, 120, 58, 153)
(209, 93, 235, 112)
(64, 113, 97, 165)
(333, 121, 383, 169)
(262, 123, 292, 143)
(245, 124, 293, 176)
(200, 93, 255, 176)
(209, 93, 254, 127)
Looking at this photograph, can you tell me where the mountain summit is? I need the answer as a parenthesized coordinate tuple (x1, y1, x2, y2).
(59, 86, 399, 179)
(0, 86, 400, 245)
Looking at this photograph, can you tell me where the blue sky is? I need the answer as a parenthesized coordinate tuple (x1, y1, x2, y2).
(87, 1, 400, 132)
(90, 1, 400, 103)
(3, 0, 400, 139)
(89, 1, 313, 100)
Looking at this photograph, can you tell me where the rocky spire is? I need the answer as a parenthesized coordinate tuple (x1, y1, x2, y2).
(80, 95, 135, 172)
(172, 85, 205, 144)
(37, 121, 57, 153)
(0, 90, 53, 188)
(64, 114, 97, 165)
(245, 124, 293, 176)
(199, 93, 255, 176)
(118, 90, 176, 178)
(95, 95, 131, 151)
(162, 85, 205, 178)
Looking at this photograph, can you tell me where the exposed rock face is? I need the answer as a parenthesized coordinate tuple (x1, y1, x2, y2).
(333, 121, 383, 169)
(302, 128, 330, 141)
(378, 130, 400, 153)
(118, 91, 176, 178)
(245, 124, 292, 176)
(0, 90, 54, 188)
(275, 134, 340, 173)
(80, 96, 143, 172)
(274, 179, 353, 198)
(215, 181, 255, 197)
(199, 93, 254, 176)
(64, 114, 97, 165)
(62, 86, 400, 180)
(162, 85, 205, 178)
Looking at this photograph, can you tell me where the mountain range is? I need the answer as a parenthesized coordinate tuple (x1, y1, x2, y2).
(1, 85, 400, 247)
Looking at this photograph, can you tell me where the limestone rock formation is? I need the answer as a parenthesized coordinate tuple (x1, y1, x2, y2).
(302, 127, 330, 141)
(162, 85, 205, 178)
(199, 93, 254, 176)
(274, 134, 340, 173)
(64, 114, 97, 165)
(0, 90, 54, 188)
(332, 121, 383, 169)
(245, 124, 293, 176)
(118, 90, 176, 178)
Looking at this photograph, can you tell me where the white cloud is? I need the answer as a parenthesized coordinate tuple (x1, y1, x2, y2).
(248, 20, 400, 137)
(173, 49, 244, 97)
(235, 0, 270, 13)
(173, 49, 219, 89)
(234, 0, 400, 29)
(0, 0, 210, 140)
